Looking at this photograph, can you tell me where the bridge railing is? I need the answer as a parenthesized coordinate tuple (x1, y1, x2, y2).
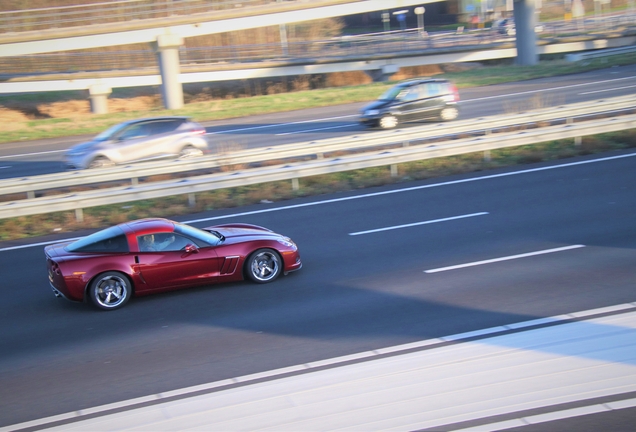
(0, 0, 270, 34)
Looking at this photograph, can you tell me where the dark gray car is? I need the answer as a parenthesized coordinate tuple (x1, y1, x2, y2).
(65, 116, 209, 169)
(359, 78, 460, 129)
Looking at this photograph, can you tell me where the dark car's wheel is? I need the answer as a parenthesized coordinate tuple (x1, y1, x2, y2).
(88, 271, 131, 311)
(246, 249, 282, 283)
(379, 115, 398, 129)
(440, 106, 459, 121)
(88, 156, 114, 169)
(179, 145, 203, 159)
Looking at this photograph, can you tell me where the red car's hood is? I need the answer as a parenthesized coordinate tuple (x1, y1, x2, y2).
(204, 223, 282, 242)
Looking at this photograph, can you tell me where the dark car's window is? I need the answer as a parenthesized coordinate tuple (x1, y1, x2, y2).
(379, 85, 409, 101)
(174, 223, 223, 247)
(66, 226, 129, 253)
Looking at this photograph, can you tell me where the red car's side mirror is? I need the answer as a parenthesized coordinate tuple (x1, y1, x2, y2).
(184, 244, 199, 254)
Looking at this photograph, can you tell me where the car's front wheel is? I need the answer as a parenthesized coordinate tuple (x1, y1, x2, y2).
(88, 156, 114, 169)
(88, 271, 131, 311)
(379, 115, 398, 129)
(246, 249, 282, 283)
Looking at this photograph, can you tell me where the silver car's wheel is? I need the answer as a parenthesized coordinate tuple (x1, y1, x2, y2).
(440, 106, 459, 121)
(88, 156, 114, 169)
(379, 115, 398, 129)
(88, 272, 131, 310)
(179, 145, 203, 159)
(246, 249, 281, 283)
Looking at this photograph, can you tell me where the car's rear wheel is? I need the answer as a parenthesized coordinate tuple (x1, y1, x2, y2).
(88, 156, 114, 169)
(246, 249, 282, 283)
(179, 145, 203, 159)
(88, 271, 131, 311)
(379, 115, 398, 129)
(440, 106, 459, 121)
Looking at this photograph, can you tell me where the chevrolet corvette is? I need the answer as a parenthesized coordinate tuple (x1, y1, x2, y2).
(45, 218, 301, 310)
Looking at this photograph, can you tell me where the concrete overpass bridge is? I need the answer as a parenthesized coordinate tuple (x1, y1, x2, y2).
(0, 0, 542, 110)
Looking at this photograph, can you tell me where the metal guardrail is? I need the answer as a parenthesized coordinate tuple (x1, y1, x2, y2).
(1, 111, 634, 221)
(565, 44, 636, 61)
(2, 95, 634, 200)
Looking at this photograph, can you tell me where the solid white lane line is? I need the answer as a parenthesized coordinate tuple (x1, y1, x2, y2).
(0, 237, 83, 252)
(579, 84, 636, 95)
(348, 212, 489, 236)
(276, 124, 357, 135)
(461, 75, 636, 102)
(424, 245, 586, 274)
(212, 114, 357, 134)
(0, 149, 64, 159)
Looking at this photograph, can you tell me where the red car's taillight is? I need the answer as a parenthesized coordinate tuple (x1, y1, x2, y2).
(451, 85, 460, 102)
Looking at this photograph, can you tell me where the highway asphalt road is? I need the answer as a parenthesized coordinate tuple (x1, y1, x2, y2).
(0, 147, 635, 427)
(0, 63, 635, 179)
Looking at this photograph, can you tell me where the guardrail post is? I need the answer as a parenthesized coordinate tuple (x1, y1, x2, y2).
(390, 164, 398, 177)
(27, 191, 35, 199)
(75, 208, 84, 223)
(484, 150, 491, 162)
(131, 177, 138, 186)
(188, 193, 196, 207)
(292, 178, 299, 191)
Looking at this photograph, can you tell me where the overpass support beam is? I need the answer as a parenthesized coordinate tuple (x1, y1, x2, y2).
(88, 84, 112, 114)
(513, 0, 538, 65)
(152, 34, 184, 110)
(365, 64, 399, 82)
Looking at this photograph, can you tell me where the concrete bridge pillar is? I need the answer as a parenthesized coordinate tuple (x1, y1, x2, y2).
(365, 64, 400, 82)
(88, 84, 112, 114)
(152, 34, 184, 110)
(513, 0, 538, 65)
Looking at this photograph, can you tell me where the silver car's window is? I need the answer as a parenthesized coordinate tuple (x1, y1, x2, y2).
(116, 123, 149, 141)
(94, 123, 129, 141)
(148, 120, 183, 135)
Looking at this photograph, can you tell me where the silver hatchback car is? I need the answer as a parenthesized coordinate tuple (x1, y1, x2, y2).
(65, 116, 208, 169)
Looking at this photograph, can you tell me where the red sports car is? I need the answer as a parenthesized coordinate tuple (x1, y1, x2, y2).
(45, 218, 302, 310)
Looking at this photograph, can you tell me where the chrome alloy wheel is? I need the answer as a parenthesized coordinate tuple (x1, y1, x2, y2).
(89, 272, 131, 310)
(248, 249, 281, 283)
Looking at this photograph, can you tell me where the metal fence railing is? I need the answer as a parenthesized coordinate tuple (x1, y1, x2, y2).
(0, 0, 279, 34)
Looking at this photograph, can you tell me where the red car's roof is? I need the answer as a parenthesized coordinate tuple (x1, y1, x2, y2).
(123, 218, 176, 235)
